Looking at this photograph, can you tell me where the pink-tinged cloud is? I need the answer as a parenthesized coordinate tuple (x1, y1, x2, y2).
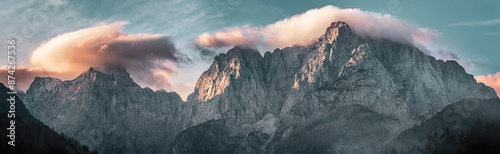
(27, 22, 180, 90)
(195, 5, 439, 49)
(195, 26, 262, 47)
(0, 67, 76, 91)
(475, 72, 500, 97)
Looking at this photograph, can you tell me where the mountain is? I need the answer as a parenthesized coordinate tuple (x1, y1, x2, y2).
(21, 21, 498, 153)
(173, 21, 498, 153)
(22, 66, 191, 154)
(0, 83, 96, 154)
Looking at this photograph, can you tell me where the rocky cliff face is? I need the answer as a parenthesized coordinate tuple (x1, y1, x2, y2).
(22, 21, 498, 154)
(175, 21, 498, 153)
(23, 66, 191, 154)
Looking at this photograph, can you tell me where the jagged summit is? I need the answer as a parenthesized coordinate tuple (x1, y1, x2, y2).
(192, 45, 265, 103)
(69, 65, 137, 87)
(84, 65, 130, 77)
(93, 65, 129, 76)
(317, 21, 356, 44)
(325, 21, 351, 35)
(214, 45, 261, 60)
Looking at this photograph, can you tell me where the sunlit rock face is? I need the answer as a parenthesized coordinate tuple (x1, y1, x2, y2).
(177, 21, 498, 153)
(187, 44, 308, 126)
(23, 66, 191, 154)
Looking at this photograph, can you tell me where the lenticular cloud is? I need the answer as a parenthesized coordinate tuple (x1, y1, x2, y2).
(196, 5, 439, 49)
(29, 22, 180, 90)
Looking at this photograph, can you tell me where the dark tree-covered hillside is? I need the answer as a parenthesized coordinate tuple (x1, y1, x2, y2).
(0, 83, 97, 154)
(384, 98, 500, 154)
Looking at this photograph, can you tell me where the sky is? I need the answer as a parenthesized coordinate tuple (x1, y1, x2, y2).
(0, 0, 499, 99)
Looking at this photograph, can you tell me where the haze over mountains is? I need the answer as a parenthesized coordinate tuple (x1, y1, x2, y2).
(16, 21, 499, 153)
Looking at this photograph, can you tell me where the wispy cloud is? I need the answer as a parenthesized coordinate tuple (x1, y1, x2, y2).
(460, 59, 489, 71)
(195, 26, 262, 47)
(450, 18, 500, 26)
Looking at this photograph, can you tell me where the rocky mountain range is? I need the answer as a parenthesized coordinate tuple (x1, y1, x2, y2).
(23, 66, 191, 153)
(20, 21, 498, 153)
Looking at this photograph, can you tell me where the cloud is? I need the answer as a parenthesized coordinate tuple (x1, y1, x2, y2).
(195, 26, 262, 47)
(450, 18, 500, 26)
(28, 22, 180, 90)
(0, 67, 77, 91)
(414, 44, 460, 61)
(433, 50, 460, 60)
(460, 59, 489, 71)
(475, 72, 500, 97)
(416, 43, 489, 71)
(195, 5, 439, 49)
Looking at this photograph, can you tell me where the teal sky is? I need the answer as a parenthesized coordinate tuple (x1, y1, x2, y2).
(1, 0, 499, 97)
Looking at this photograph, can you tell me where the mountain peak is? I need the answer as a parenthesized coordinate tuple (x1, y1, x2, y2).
(73, 65, 136, 87)
(93, 65, 129, 77)
(319, 21, 356, 44)
(225, 45, 260, 57)
(78, 65, 129, 77)
(326, 21, 350, 32)
(212, 45, 262, 68)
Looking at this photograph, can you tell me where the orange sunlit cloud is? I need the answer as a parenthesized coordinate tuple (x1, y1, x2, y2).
(195, 26, 262, 47)
(476, 72, 500, 97)
(21, 22, 180, 91)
